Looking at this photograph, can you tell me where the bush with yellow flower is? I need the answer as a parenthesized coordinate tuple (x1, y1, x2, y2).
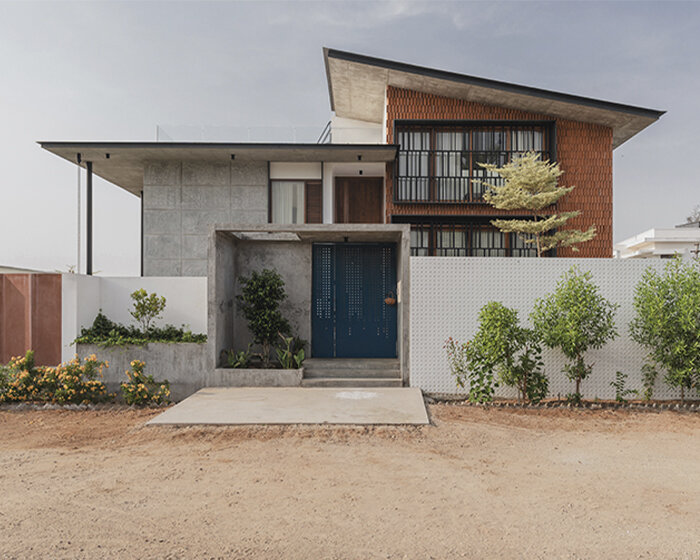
(121, 360, 171, 406)
(0, 351, 112, 404)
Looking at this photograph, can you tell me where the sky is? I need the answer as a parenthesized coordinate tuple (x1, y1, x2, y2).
(0, 0, 698, 275)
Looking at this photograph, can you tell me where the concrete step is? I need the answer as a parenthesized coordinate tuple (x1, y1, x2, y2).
(301, 377, 403, 388)
(304, 368, 400, 379)
(304, 358, 399, 370)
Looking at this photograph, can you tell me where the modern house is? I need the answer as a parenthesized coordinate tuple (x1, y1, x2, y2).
(615, 221, 700, 259)
(37, 48, 664, 387)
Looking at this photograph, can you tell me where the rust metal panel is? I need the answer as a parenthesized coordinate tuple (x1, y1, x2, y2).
(0, 274, 62, 366)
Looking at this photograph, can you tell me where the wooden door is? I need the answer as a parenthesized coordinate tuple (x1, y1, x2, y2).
(334, 177, 383, 223)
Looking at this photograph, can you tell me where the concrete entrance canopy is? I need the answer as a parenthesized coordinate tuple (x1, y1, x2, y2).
(324, 47, 665, 148)
(38, 142, 399, 196)
(208, 224, 411, 384)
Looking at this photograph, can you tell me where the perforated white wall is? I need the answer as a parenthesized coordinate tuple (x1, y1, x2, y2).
(409, 257, 687, 400)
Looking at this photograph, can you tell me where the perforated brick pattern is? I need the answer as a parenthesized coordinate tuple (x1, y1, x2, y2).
(410, 257, 687, 400)
(385, 86, 613, 258)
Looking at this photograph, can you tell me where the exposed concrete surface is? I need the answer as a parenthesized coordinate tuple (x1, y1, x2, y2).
(147, 387, 429, 425)
(208, 368, 302, 387)
(143, 161, 268, 277)
(77, 342, 208, 402)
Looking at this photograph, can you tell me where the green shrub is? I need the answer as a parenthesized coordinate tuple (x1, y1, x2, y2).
(74, 311, 206, 347)
(445, 337, 495, 403)
(237, 269, 291, 367)
(610, 371, 637, 403)
(1, 351, 111, 404)
(42, 355, 111, 404)
(445, 302, 548, 404)
(630, 258, 700, 402)
(276, 334, 305, 369)
(227, 344, 253, 368)
(130, 289, 166, 331)
(531, 267, 618, 402)
(1, 350, 43, 402)
(121, 360, 170, 405)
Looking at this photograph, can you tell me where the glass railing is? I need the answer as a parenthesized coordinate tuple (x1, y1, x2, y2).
(155, 123, 383, 144)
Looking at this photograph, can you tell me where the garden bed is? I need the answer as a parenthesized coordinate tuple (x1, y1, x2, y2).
(76, 342, 208, 401)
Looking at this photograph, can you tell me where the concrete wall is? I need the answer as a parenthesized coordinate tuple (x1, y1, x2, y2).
(143, 161, 268, 276)
(62, 275, 207, 363)
(232, 240, 312, 353)
(76, 342, 208, 402)
(409, 257, 692, 400)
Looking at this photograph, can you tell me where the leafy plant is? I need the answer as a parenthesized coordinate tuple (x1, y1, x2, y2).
(1, 351, 111, 404)
(630, 258, 700, 403)
(641, 362, 658, 401)
(121, 360, 170, 405)
(531, 267, 618, 402)
(478, 152, 596, 256)
(276, 333, 305, 369)
(130, 289, 167, 332)
(74, 311, 206, 347)
(467, 302, 548, 403)
(445, 338, 497, 403)
(610, 371, 637, 403)
(237, 269, 291, 368)
(227, 344, 253, 368)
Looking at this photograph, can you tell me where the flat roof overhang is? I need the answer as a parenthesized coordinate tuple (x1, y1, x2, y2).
(39, 142, 399, 196)
(324, 48, 665, 149)
(213, 223, 409, 243)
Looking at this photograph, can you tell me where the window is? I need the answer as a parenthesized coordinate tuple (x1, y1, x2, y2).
(396, 219, 542, 257)
(270, 180, 322, 224)
(395, 122, 552, 203)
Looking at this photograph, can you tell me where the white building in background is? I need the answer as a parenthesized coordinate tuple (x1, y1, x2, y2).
(614, 221, 700, 259)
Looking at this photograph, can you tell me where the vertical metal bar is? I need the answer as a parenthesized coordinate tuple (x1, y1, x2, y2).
(140, 190, 144, 277)
(76, 153, 81, 274)
(86, 161, 93, 276)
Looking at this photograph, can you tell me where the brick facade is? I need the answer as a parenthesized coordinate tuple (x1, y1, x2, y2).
(385, 86, 613, 258)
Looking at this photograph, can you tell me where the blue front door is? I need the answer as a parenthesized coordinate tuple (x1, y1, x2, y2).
(312, 243, 397, 358)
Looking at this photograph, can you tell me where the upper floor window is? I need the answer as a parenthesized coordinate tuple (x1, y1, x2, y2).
(270, 180, 322, 224)
(397, 218, 543, 258)
(395, 122, 552, 203)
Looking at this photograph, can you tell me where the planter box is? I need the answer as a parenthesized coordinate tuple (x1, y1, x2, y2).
(208, 368, 303, 388)
(76, 342, 209, 402)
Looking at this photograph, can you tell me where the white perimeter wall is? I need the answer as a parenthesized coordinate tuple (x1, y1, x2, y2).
(61, 275, 207, 362)
(409, 257, 687, 400)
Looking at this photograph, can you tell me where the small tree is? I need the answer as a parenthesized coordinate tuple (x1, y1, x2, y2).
(130, 289, 166, 332)
(479, 152, 596, 256)
(237, 269, 291, 367)
(445, 302, 548, 403)
(686, 203, 700, 224)
(531, 267, 618, 402)
(630, 258, 700, 403)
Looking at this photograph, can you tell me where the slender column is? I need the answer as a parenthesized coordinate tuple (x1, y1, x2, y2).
(140, 190, 144, 276)
(86, 161, 93, 275)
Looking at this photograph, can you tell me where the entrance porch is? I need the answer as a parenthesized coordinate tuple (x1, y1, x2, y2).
(209, 224, 411, 386)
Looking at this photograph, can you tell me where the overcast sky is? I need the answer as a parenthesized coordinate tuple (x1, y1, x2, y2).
(1, 0, 698, 274)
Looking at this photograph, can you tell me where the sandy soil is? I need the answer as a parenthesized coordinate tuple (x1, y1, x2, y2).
(1, 405, 699, 559)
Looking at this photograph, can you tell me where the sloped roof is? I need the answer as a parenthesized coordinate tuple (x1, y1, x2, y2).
(324, 48, 664, 148)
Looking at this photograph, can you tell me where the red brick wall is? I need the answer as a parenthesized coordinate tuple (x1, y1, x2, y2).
(385, 86, 613, 258)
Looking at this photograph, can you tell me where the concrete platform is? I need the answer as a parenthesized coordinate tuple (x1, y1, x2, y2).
(146, 387, 429, 426)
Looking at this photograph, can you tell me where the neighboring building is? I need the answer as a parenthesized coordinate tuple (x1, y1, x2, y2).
(37, 48, 664, 373)
(614, 221, 700, 259)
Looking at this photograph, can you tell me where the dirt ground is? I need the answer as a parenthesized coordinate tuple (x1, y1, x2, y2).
(0, 405, 699, 559)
